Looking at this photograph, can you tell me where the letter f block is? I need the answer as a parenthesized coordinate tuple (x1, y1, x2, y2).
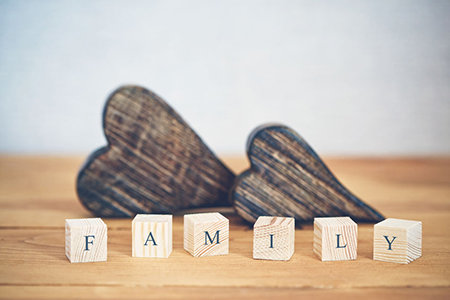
(132, 214, 173, 258)
(374, 218, 422, 264)
(184, 212, 229, 257)
(65, 218, 107, 263)
(314, 217, 357, 261)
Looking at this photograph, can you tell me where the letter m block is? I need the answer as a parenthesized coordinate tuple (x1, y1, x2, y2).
(65, 218, 107, 263)
(184, 212, 229, 257)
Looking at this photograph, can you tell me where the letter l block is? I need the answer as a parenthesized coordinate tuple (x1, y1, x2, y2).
(184, 212, 229, 257)
(314, 217, 357, 261)
(65, 218, 107, 263)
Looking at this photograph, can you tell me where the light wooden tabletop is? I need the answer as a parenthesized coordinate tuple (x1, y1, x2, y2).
(0, 156, 449, 299)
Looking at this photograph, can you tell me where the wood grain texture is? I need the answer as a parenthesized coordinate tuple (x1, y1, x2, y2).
(314, 217, 358, 261)
(132, 214, 172, 258)
(231, 124, 384, 225)
(184, 212, 229, 257)
(65, 218, 107, 263)
(253, 216, 295, 261)
(2, 287, 449, 300)
(77, 85, 235, 217)
(1, 156, 450, 299)
(373, 218, 422, 264)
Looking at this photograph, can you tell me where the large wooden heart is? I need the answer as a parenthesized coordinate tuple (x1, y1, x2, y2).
(230, 124, 384, 224)
(77, 85, 235, 217)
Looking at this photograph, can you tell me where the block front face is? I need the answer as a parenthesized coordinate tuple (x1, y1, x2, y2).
(374, 218, 422, 264)
(314, 217, 357, 261)
(184, 212, 229, 257)
(132, 214, 172, 258)
(253, 216, 295, 261)
(65, 218, 107, 263)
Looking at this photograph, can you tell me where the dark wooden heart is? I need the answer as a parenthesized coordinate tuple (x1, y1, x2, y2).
(230, 124, 384, 224)
(77, 85, 235, 217)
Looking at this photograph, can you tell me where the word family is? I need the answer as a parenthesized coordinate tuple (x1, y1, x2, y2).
(65, 213, 422, 265)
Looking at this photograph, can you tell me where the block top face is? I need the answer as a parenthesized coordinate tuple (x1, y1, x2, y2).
(65, 218, 106, 228)
(314, 216, 356, 228)
(254, 216, 294, 228)
(375, 218, 421, 229)
(184, 212, 227, 223)
(133, 214, 172, 223)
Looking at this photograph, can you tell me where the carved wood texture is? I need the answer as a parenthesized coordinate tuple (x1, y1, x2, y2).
(77, 86, 235, 217)
(231, 124, 384, 224)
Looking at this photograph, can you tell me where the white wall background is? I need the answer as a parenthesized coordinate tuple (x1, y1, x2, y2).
(1, 0, 449, 156)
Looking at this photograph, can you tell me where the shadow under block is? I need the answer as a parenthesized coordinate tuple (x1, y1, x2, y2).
(373, 218, 422, 264)
(314, 217, 357, 261)
(65, 218, 107, 263)
(184, 212, 229, 257)
(253, 216, 295, 261)
(132, 214, 173, 258)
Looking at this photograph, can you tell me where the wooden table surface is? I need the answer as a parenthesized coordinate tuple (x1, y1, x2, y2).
(0, 156, 449, 299)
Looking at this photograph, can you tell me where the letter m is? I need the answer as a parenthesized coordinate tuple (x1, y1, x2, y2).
(205, 230, 220, 245)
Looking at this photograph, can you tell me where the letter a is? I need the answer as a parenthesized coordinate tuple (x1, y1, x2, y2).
(144, 232, 157, 246)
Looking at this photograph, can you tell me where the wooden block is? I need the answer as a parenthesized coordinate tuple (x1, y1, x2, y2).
(253, 216, 295, 261)
(184, 212, 229, 257)
(314, 217, 357, 261)
(230, 124, 384, 225)
(132, 214, 172, 258)
(65, 218, 107, 263)
(373, 218, 422, 264)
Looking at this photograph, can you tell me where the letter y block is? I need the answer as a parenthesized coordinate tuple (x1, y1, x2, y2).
(184, 212, 229, 257)
(373, 218, 422, 264)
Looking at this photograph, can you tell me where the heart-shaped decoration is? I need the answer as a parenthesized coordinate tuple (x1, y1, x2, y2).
(230, 124, 384, 224)
(77, 85, 235, 217)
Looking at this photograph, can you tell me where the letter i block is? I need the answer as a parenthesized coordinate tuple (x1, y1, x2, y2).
(132, 214, 173, 258)
(184, 212, 229, 257)
(253, 216, 295, 261)
(65, 218, 107, 263)
(314, 217, 357, 261)
(373, 218, 422, 264)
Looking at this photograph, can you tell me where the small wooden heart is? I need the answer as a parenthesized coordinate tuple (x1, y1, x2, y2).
(230, 124, 384, 224)
(77, 85, 235, 217)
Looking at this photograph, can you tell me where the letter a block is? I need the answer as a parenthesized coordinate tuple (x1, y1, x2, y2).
(132, 214, 173, 258)
(184, 212, 229, 257)
(253, 216, 295, 261)
(373, 218, 422, 264)
(65, 218, 107, 263)
(314, 217, 357, 261)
